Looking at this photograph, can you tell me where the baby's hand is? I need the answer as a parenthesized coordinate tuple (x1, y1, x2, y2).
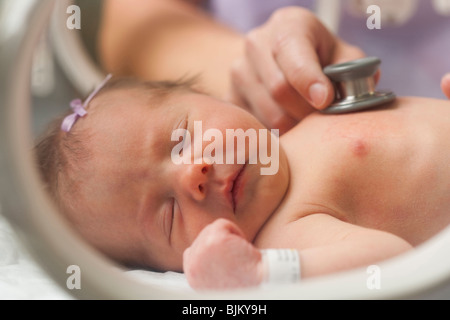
(227, 7, 365, 134)
(183, 219, 264, 290)
(441, 73, 450, 99)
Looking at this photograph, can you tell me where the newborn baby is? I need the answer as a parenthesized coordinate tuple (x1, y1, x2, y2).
(35, 77, 450, 290)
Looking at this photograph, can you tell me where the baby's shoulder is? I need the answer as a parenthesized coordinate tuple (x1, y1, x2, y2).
(255, 211, 354, 249)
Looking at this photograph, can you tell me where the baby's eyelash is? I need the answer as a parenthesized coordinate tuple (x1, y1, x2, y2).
(168, 198, 177, 245)
(181, 118, 189, 139)
(162, 199, 175, 244)
(170, 199, 175, 231)
(180, 128, 188, 155)
(176, 117, 189, 132)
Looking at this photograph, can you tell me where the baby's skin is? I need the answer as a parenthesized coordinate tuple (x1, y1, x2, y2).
(183, 96, 450, 289)
(61, 86, 450, 290)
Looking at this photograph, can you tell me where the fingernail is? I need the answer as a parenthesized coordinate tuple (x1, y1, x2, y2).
(308, 82, 327, 108)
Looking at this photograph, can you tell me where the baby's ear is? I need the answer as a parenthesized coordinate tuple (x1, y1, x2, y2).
(441, 73, 450, 99)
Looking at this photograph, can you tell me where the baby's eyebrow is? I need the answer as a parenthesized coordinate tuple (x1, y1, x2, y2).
(140, 120, 168, 161)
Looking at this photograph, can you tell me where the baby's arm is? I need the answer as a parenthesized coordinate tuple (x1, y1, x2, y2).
(183, 215, 412, 290)
(290, 214, 412, 278)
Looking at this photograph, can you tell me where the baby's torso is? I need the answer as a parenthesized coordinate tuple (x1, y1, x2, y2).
(263, 97, 450, 246)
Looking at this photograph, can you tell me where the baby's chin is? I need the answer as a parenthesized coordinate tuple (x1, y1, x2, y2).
(261, 145, 290, 212)
(237, 146, 290, 240)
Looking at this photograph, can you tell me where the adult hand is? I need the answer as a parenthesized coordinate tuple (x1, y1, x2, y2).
(228, 7, 365, 133)
(441, 73, 450, 99)
(183, 219, 264, 290)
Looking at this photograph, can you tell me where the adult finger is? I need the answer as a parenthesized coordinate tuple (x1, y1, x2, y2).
(329, 39, 366, 65)
(441, 73, 450, 99)
(230, 57, 298, 133)
(272, 28, 336, 110)
(245, 28, 315, 120)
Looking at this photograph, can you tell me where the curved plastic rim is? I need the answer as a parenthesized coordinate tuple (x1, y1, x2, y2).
(1, 0, 450, 300)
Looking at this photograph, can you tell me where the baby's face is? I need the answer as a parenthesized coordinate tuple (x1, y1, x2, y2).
(74, 88, 289, 271)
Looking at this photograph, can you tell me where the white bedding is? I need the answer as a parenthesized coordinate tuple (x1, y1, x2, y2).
(0, 214, 191, 299)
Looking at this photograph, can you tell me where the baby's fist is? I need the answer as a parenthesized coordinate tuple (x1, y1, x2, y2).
(183, 219, 264, 290)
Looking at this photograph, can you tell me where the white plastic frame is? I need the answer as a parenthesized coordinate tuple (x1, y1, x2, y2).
(1, 0, 450, 300)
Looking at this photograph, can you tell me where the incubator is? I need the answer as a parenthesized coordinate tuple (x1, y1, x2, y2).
(1, 0, 450, 299)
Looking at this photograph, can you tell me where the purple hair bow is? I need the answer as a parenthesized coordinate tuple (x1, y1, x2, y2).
(61, 74, 113, 132)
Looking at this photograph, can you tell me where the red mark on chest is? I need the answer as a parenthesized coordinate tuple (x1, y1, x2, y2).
(351, 139, 370, 158)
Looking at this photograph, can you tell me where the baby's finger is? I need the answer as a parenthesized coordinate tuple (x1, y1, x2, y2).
(210, 218, 245, 239)
(183, 246, 192, 262)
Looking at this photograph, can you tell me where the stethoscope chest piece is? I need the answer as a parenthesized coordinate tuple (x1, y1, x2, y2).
(322, 57, 396, 114)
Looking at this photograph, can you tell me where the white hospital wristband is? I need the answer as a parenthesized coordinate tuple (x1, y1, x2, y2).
(260, 249, 301, 284)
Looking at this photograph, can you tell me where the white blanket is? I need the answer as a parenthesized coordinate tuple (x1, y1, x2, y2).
(0, 214, 191, 299)
(0, 214, 71, 299)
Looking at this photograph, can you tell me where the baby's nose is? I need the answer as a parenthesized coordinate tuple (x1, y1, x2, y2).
(179, 162, 211, 201)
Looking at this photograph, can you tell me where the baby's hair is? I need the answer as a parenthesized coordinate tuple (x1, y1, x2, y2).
(100, 76, 199, 96)
(33, 76, 198, 264)
(34, 115, 90, 212)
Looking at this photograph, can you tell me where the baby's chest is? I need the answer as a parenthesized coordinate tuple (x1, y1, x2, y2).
(315, 131, 450, 241)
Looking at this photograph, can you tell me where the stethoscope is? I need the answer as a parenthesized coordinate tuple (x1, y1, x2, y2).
(321, 56, 396, 114)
